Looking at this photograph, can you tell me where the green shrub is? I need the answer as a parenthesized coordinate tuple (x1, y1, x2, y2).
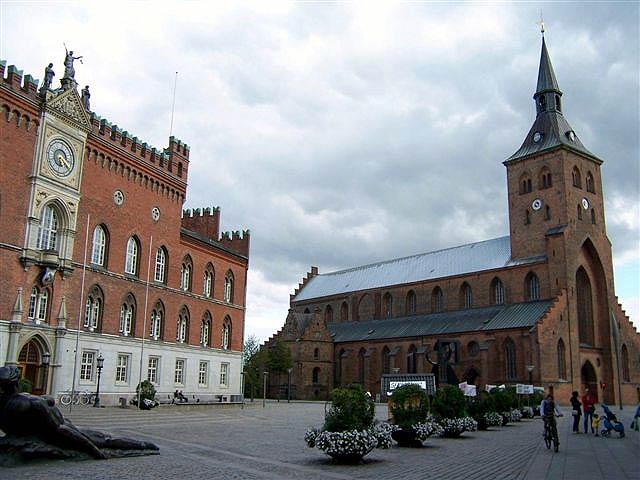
(530, 390, 544, 406)
(323, 384, 375, 432)
(489, 388, 517, 412)
(466, 392, 495, 420)
(389, 384, 429, 429)
(136, 380, 157, 402)
(432, 385, 467, 419)
(18, 378, 32, 393)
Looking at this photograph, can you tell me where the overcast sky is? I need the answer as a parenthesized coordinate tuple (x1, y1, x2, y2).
(1, 2, 638, 340)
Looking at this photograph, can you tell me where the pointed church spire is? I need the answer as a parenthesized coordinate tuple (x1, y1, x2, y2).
(536, 37, 560, 95)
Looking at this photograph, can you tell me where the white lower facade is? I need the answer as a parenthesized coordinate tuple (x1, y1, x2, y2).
(1, 320, 242, 406)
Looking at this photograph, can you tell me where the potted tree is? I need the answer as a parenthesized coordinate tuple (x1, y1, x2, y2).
(304, 385, 392, 463)
(467, 392, 502, 430)
(432, 385, 478, 438)
(389, 384, 443, 447)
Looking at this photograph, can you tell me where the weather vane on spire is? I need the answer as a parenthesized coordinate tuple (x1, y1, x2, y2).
(537, 11, 545, 36)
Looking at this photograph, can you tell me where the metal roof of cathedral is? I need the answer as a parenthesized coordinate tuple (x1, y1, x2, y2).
(328, 300, 552, 342)
(293, 236, 546, 302)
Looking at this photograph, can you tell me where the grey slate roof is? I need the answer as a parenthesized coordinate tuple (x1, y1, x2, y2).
(536, 37, 559, 94)
(328, 301, 552, 342)
(293, 236, 545, 302)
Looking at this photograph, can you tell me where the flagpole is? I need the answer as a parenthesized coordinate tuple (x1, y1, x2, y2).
(70, 214, 90, 413)
(138, 235, 153, 409)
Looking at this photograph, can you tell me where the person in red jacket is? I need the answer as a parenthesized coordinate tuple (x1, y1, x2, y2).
(582, 388, 596, 434)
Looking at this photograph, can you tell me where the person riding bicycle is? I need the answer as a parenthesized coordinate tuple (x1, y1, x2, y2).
(540, 394, 563, 449)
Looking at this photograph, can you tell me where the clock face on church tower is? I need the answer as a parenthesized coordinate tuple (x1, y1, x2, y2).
(46, 139, 75, 177)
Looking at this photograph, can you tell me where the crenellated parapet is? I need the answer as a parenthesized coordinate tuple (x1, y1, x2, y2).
(290, 266, 319, 302)
(0, 61, 40, 102)
(181, 206, 221, 240)
(219, 229, 250, 257)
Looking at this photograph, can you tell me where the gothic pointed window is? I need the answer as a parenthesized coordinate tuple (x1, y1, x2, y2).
(119, 294, 136, 336)
(383, 292, 393, 318)
(576, 267, 595, 346)
(621, 344, 630, 382)
(406, 290, 417, 315)
(504, 338, 516, 381)
(382, 346, 391, 375)
(154, 247, 168, 283)
(545, 205, 551, 220)
(525, 272, 540, 301)
(37, 204, 59, 251)
(324, 305, 333, 323)
(491, 278, 505, 305)
(539, 167, 552, 189)
(200, 311, 211, 347)
(519, 173, 533, 194)
(557, 339, 566, 380)
(340, 301, 349, 322)
(84, 285, 103, 331)
(407, 344, 417, 374)
(577, 204, 583, 220)
(176, 306, 189, 343)
(91, 225, 107, 266)
(221, 317, 231, 350)
(358, 348, 366, 384)
(180, 255, 192, 292)
(224, 271, 234, 303)
(591, 209, 596, 224)
(460, 282, 473, 309)
(525, 209, 531, 225)
(431, 287, 443, 313)
(586, 172, 595, 193)
(149, 301, 164, 340)
(203, 263, 214, 298)
(125, 237, 139, 275)
(572, 166, 582, 188)
(312, 367, 320, 385)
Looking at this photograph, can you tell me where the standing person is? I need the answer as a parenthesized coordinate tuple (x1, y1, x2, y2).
(570, 391, 582, 433)
(582, 387, 596, 434)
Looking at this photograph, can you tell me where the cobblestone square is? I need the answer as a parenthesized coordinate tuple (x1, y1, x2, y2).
(3, 403, 638, 480)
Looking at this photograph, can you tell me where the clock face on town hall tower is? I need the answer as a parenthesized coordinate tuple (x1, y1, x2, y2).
(46, 139, 75, 177)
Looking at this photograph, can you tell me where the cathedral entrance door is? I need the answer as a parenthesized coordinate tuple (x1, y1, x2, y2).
(581, 360, 598, 402)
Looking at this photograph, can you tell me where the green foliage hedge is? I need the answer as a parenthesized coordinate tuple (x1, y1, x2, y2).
(324, 384, 375, 432)
(136, 380, 157, 401)
(432, 385, 467, 419)
(389, 384, 429, 429)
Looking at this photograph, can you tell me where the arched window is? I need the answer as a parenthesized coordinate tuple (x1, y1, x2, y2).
(621, 344, 630, 382)
(200, 311, 212, 347)
(335, 348, 345, 386)
(125, 236, 139, 275)
(221, 317, 231, 349)
(325, 305, 333, 323)
(572, 166, 582, 188)
(358, 348, 366, 384)
(460, 282, 473, 309)
(84, 285, 103, 331)
(180, 255, 192, 292)
(37, 204, 59, 251)
(525, 273, 540, 301)
(504, 338, 516, 381)
(557, 339, 566, 380)
(340, 301, 349, 322)
(586, 171, 595, 193)
(303, 308, 310, 314)
(119, 293, 136, 336)
(407, 344, 417, 374)
(176, 306, 189, 343)
(357, 293, 374, 321)
(519, 173, 532, 194)
(576, 267, 595, 346)
(525, 209, 531, 225)
(27, 286, 49, 323)
(149, 301, 163, 340)
(467, 341, 480, 357)
(577, 204, 583, 220)
(154, 247, 168, 283)
(491, 277, 505, 305)
(538, 167, 552, 189)
(312, 367, 320, 385)
(383, 292, 393, 318)
(406, 290, 417, 315)
(91, 225, 107, 266)
(224, 271, 234, 303)
(545, 205, 551, 220)
(203, 263, 214, 298)
(382, 346, 391, 375)
(591, 209, 596, 224)
(314, 347, 319, 360)
(431, 287, 443, 313)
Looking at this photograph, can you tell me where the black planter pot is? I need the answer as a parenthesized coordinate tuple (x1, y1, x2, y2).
(327, 451, 367, 464)
(391, 428, 423, 448)
(476, 417, 488, 431)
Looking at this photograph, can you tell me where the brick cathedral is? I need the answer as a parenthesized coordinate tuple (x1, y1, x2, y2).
(0, 53, 249, 404)
(266, 36, 639, 405)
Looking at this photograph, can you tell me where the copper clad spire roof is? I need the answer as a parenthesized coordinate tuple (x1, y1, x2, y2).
(536, 37, 560, 94)
(505, 36, 600, 164)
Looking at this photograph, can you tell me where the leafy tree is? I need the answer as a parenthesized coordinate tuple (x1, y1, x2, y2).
(432, 385, 467, 419)
(323, 384, 375, 432)
(389, 384, 430, 429)
(268, 341, 293, 374)
(243, 341, 268, 401)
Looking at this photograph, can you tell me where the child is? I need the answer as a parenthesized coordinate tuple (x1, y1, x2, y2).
(592, 412, 600, 436)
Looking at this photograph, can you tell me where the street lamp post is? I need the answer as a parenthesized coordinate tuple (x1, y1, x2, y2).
(41, 352, 50, 395)
(526, 364, 535, 385)
(94, 353, 104, 408)
(287, 367, 293, 403)
(262, 371, 268, 408)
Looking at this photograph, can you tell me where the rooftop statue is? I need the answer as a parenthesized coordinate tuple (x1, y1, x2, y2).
(0, 366, 158, 465)
(39, 63, 55, 97)
(60, 45, 82, 90)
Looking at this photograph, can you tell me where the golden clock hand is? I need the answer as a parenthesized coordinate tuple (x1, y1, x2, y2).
(58, 154, 70, 169)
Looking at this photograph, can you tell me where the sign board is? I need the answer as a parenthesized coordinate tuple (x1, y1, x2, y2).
(381, 374, 436, 400)
(516, 384, 534, 394)
(485, 384, 496, 392)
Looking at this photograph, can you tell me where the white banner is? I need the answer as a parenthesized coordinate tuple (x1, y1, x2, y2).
(389, 380, 426, 391)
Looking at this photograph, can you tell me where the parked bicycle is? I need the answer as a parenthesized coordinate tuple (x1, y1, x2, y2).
(59, 390, 94, 406)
